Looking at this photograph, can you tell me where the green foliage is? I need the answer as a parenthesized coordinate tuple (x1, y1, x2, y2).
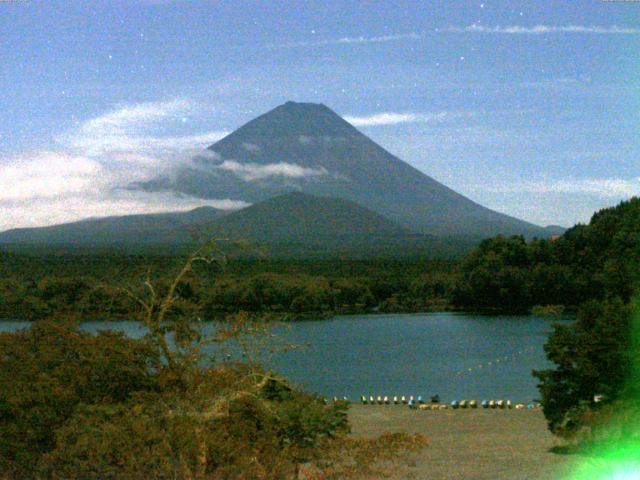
(453, 235, 532, 312)
(0, 253, 458, 321)
(0, 242, 425, 479)
(454, 198, 640, 313)
(533, 298, 633, 438)
(0, 320, 159, 476)
(450, 198, 640, 443)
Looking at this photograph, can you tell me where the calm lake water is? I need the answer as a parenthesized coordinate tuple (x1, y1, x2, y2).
(0, 313, 568, 402)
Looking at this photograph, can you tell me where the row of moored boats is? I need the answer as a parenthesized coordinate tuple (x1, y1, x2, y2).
(352, 396, 540, 410)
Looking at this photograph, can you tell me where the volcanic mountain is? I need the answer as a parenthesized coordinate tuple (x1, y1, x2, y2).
(0, 101, 555, 251)
(136, 101, 547, 238)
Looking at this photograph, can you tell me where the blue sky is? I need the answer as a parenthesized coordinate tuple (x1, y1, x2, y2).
(0, 0, 638, 230)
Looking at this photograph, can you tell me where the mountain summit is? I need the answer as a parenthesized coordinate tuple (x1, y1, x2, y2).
(138, 101, 545, 238)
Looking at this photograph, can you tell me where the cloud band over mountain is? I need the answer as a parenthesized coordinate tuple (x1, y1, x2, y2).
(344, 111, 474, 127)
(0, 99, 241, 231)
(215, 160, 329, 182)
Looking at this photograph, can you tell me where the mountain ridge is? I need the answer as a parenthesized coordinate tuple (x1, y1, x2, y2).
(200, 191, 413, 242)
(0, 206, 225, 245)
(0, 192, 414, 246)
(136, 101, 548, 238)
(0, 101, 562, 251)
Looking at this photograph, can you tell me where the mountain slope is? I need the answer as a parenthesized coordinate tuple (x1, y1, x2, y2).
(136, 101, 547, 238)
(0, 207, 224, 245)
(0, 193, 410, 246)
(0, 193, 479, 258)
(202, 191, 411, 242)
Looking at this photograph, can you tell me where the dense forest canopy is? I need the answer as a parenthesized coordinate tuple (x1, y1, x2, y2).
(527, 198, 640, 443)
(452, 198, 640, 313)
(0, 250, 458, 321)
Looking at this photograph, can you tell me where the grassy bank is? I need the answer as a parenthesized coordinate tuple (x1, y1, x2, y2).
(348, 405, 581, 479)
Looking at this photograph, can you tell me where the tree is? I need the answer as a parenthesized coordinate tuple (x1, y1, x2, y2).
(533, 298, 633, 438)
(453, 235, 532, 312)
(0, 319, 159, 477)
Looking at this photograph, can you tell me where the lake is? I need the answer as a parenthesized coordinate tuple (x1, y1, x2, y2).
(0, 313, 567, 402)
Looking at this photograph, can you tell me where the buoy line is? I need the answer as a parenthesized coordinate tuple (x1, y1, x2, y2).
(454, 345, 538, 377)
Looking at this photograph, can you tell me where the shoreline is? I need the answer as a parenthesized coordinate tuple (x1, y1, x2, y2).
(0, 309, 573, 323)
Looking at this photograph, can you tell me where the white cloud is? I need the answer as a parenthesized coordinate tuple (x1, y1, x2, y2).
(270, 32, 423, 48)
(482, 177, 640, 198)
(0, 99, 240, 231)
(268, 25, 639, 50)
(0, 151, 104, 202)
(0, 188, 248, 232)
(80, 99, 190, 133)
(60, 99, 228, 157)
(242, 142, 261, 152)
(344, 111, 473, 127)
(441, 24, 640, 35)
(215, 160, 328, 182)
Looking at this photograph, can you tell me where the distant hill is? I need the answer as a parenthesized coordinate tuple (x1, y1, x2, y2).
(202, 192, 411, 242)
(135, 101, 549, 238)
(0, 207, 224, 245)
(0, 192, 415, 245)
(197, 192, 463, 257)
(453, 197, 640, 312)
(0, 193, 480, 258)
(0, 193, 408, 246)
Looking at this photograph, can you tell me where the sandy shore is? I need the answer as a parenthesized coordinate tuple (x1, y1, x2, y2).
(348, 405, 582, 480)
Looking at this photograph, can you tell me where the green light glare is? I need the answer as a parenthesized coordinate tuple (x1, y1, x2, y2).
(563, 298, 640, 479)
(632, 297, 640, 402)
(565, 441, 640, 480)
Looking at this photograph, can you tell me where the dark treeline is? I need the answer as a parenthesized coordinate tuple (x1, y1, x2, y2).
(0, 251, 457, 321)
(452, 198, 640, 313)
